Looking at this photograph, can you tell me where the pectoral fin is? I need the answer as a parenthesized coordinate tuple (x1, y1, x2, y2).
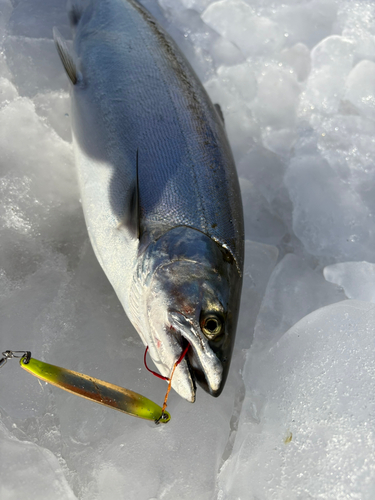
(53, 27, 79, 85)
(130, 149, 140, 239)
(120, 149, 140, 240)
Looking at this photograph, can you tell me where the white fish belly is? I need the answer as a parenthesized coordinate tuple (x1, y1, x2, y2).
(73, 138, 138, 318)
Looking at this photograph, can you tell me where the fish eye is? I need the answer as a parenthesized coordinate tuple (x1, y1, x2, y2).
(201, 314, 223, 340)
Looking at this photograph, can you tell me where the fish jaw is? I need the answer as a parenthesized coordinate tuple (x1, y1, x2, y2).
(169, 311, 223, 395)
(145, 318, 197, 403)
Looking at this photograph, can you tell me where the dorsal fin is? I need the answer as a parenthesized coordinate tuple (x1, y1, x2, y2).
(67, 0, 84, 27)
(53, 27, 78, 85)
(214, 103, 224, 124)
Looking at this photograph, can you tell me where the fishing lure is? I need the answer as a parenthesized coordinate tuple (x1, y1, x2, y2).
(0, 350, 171, 424)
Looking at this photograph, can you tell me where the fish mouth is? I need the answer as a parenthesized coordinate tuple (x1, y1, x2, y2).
(169, 311, 223, 398)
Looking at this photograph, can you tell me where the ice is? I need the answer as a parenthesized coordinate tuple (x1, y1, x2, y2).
(253, 254, 346, 350)
(33, 91, 71, 141)
(202, 0, 285, 58)
(273, 0, 338, 48)
(252, 65, 300, 130)
(284, 154, 375, 262)
(3, 37, 67, 97)
(324, 261, 375, 303)
(0, 77, 18, 106)
(0, 421, 76, 500)
(345, 60, 375, 120)
(8, 0, 71, 39)
(236, 241, 279, 350)
(1, 0, 375, 498)
(299, 35, 355, 117)
(240, 177, 287, 245)
(218, 300, 375, 499)
(279, 43, 311, 82)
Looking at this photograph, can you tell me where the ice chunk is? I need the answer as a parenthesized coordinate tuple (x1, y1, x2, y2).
(337, 2, 375, 63)
(33, 91, 71, 142)
(345, 60, 375, 120)
(274, 0, 338, 48)
(210, 36, 244, 67)
(262, 128, 297, 157)
(238, 145, 286, 204)
(285, 154, 375, 262)
(0, 77, 18, 107)
(253, 66, 301, 129)
(324, 261, 375, 303)
(240, 177, 287, 245)
(0, 98, 76, 216)
(253, 254, 346, 350)
(298, 35, 355, 118)
(3, 36, 67, 98)
(0, 0, 12, 31)
(202, 0, 284, 57)
(7, 0, 71, 39)
(219, 300, 375, 499)
(204, 63, 258, 155)
(180, 0, 212, 13)
(80, 406, 229, 500)
(236, 240, 278, 350)
(0, 421, 76, 500)
(159, 0, 212, 15)
(216, 64, 257, 104)
(279, 43, 311, 81)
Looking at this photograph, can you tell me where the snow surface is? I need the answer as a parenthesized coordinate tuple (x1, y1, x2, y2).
(1, 0, 375, 498)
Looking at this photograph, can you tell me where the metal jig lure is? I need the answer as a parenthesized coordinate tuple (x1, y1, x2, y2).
(0, 350, 170, 424)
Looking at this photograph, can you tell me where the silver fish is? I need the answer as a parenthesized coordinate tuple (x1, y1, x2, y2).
(54, 0, 244, 402)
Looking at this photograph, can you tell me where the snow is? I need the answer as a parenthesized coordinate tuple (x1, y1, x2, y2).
(1, 0, 375, 498)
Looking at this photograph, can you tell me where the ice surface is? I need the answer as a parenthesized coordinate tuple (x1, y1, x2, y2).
(1, 0, 375, 498)
(218, 300, 375, 499)
(202, 0, 285, 58)
(324, 261, 375, 303)
(0, 421, 76, 500)
(253, 254, 346, 350)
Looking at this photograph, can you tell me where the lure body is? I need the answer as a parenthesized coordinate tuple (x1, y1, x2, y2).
(19, 356, 170, 423)
(55, 0, 244, 402)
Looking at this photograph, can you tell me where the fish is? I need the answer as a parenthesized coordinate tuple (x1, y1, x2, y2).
(53, 0, 244, 403)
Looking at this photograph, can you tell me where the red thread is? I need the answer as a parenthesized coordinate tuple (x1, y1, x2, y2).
(144, 343, 190, 381)
(144, 346, 169, 381)
(176, 343, 190, 366)
(161, 343, 190, 414)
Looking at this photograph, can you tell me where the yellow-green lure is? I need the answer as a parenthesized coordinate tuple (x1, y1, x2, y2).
(0, 350, 170, 424)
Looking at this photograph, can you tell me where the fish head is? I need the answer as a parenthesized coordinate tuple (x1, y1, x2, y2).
(143, 227, 243, 403)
